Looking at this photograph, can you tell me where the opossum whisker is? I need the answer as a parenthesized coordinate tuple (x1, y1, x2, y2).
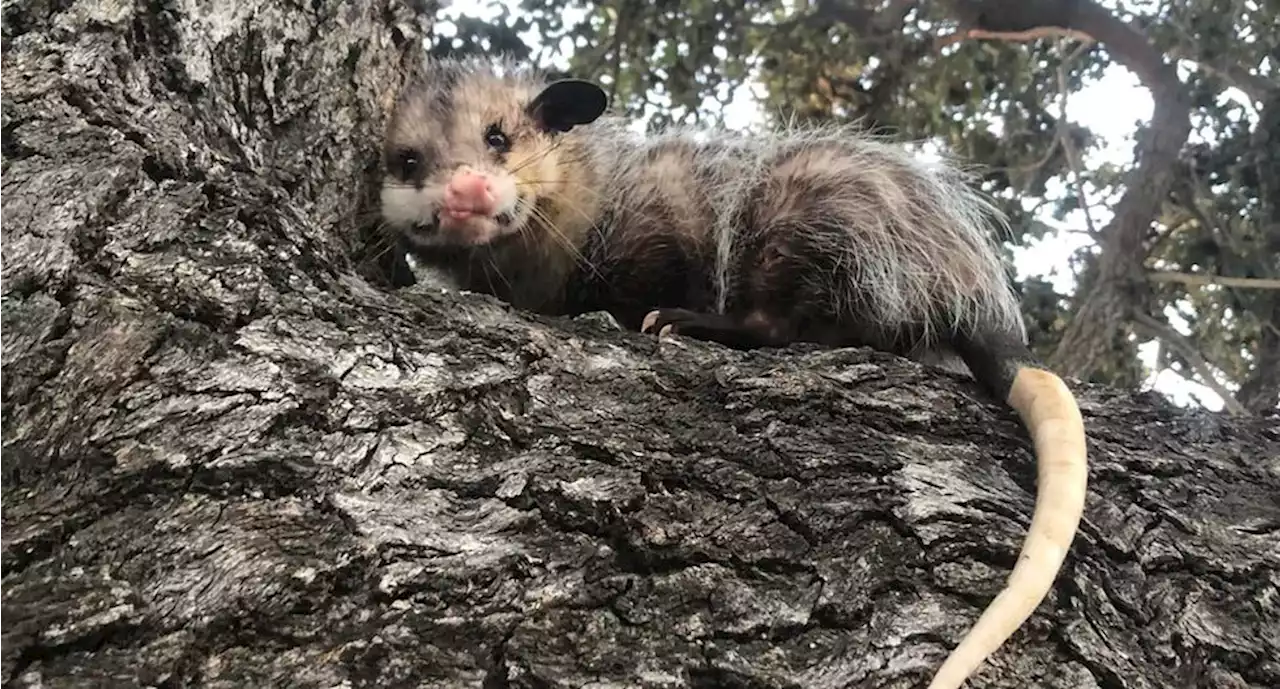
(517, 178, 668, 232)
(508, 137, 571, 176)
(537, 190, 601, 231)
(480, 250, 515, 294)
(360, 221, 401, 259)
(522, 198, 604, 281)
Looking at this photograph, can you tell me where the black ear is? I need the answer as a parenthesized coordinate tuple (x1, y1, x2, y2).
(527, 79, 608, 133)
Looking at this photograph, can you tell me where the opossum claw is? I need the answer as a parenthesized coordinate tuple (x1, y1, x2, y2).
(641, 310, 662, 334)
(641, 310, 681, 340)
(641, 308, 709, 338)
(640, 308, 779, 350)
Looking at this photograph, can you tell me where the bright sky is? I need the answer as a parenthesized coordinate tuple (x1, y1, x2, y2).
(436, 1, 1250, 412)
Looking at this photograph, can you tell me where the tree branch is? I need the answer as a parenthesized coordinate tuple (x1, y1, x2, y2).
(1131, 312, 1250, 416)
(1147, 271, 1280, 291)
(5, 4, 1280, 688)
(1056, 40, 1101, 241)
(935, 25, 1094, 49)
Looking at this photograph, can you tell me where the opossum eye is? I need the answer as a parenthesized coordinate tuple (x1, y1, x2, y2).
(392, 148, 421, 180)
(484, 124, 511, 153)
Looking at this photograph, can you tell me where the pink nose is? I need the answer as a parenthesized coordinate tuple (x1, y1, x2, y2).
(444, 169, 496, 217)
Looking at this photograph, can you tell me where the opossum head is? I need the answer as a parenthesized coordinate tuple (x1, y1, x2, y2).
(380, 58, 608, 249)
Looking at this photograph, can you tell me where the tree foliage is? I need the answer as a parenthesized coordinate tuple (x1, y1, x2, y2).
(431, 0, 1279, 413)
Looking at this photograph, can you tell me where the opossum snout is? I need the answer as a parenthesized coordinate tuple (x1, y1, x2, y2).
(444, 168, 497, 218)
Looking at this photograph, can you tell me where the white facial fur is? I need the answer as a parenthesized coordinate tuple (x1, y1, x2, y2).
(380, 58, 597, 251)
(380, 168, 523, 248)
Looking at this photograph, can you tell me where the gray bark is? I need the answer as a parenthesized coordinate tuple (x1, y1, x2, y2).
(3, 2, 1278, 688)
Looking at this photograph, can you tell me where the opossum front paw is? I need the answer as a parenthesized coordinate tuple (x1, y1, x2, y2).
(640, 309, 770, 350)
(640, 308, 709, 339)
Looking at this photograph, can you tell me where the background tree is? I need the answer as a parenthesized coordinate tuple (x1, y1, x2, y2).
(428, 0, 1278, 414)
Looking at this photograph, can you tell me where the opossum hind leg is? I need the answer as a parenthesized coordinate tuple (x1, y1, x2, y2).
(928, 326, 1089, 689)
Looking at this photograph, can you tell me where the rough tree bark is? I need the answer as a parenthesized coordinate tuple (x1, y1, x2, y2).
(3, 2, 1278, 689)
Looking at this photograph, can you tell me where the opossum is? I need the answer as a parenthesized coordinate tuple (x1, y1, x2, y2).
(379, 56, 1088, 689)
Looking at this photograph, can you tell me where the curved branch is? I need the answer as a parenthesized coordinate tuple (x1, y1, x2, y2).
(1131, 311, 1249, 416)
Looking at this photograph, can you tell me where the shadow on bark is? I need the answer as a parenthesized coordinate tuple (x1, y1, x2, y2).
(2, 2, 1278, 688)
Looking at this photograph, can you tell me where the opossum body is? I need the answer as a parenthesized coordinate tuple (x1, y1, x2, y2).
(380, 57, 1088, 689)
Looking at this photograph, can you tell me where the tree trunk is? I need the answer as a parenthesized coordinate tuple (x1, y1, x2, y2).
(3, 2, 1278, 689)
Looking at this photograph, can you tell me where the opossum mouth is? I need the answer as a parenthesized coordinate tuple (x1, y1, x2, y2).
(432, 210, 515, 226)
(404, 209, 516, 247)
(408, 216, 440, 236)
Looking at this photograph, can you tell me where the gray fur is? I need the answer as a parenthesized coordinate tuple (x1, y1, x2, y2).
(381, 57, 1027, 354)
